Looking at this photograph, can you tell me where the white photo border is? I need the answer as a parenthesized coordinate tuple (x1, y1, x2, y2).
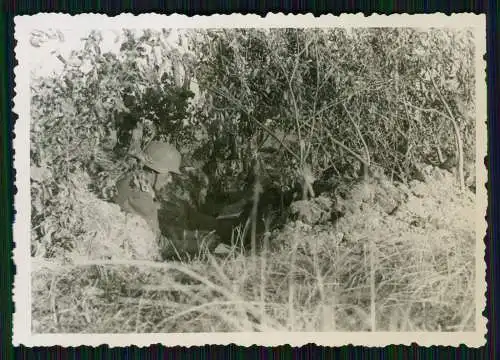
(12, 12, 488, 347)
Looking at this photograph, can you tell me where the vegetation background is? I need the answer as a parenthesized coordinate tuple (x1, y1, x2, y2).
(29, 27, 477, 333)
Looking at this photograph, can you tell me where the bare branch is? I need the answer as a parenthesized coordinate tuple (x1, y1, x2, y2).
(211, 87, 301, 162)
(342, 104, 371, 166)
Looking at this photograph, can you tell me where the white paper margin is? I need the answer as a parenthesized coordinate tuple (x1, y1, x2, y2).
(12, 12, 488, 348)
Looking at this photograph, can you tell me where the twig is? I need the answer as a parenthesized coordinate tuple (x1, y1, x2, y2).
(260, 216, 271, 327)
(342, 104, 371, 177)
(288, 234, 298, 331)
(211, 87, 301, 162)
(428, 73, 465, 191)
(402, 101, 455, 123)
(250, 160, 262, 266)
(304, 34, 321, 160)
(322, 127, 369, 167)
(370, 239, 376, 331)
(154, 300, 285, 332)
(274, 35, 316, 161)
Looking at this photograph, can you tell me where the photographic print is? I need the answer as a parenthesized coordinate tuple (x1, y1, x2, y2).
(12, 13, 487, 347)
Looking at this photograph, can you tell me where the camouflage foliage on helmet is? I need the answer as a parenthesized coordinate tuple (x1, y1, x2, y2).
(155, 166, 213, 238)
(155, 167, 209, 210)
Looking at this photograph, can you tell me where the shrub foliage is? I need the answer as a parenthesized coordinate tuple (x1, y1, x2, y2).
(30, 27, 475, 256)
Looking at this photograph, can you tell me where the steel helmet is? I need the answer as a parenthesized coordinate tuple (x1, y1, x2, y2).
(141, 141, 182, 175)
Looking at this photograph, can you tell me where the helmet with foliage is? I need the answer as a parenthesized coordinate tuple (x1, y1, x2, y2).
(141, 141, 182, 175)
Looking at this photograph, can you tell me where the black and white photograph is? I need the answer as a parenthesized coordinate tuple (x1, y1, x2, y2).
(13, 13, 487, 347)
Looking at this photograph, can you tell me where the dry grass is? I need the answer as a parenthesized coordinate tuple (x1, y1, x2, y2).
(31, 167, 476, 333)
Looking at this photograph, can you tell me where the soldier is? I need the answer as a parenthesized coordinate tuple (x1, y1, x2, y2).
(115, 140, 221, 260)
(114, 141, 182, 235)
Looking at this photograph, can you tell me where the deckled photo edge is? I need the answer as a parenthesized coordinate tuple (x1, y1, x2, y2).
(12, 12, 487, 348)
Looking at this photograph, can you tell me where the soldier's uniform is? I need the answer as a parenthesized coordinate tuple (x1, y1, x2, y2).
(114, 170, 161, 233)
(154, 166, 221, 259)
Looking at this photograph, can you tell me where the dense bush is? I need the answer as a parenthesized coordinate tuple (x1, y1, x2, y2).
(190, 28, 475, 190)
(30, 27, 475, 254)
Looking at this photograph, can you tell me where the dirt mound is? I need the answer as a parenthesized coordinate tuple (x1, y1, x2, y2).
(71, 188, 161, 261)
(396, 165, 475, 239)
(32, 171, 162, 262)
(289, 196, 333, 225)
(286, 171, 405, 231)
(269, 166, 475, 331)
